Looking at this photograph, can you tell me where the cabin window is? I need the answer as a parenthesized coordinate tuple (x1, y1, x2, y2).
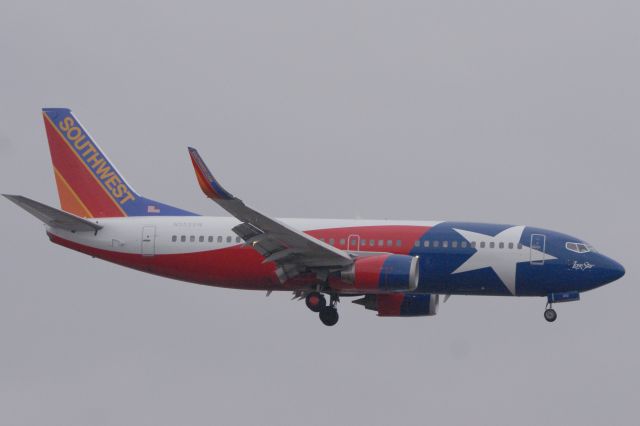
(508, 242, 514, 249)
(433, 241, 440, 248)
(329, 238, 335, 245)
(386, 240, 392, 247)
(199, 236, 204, 242)
(452, 241, 458, 248)
(470, 241, 476, 248)
(442, 241, 449, 248)
(189, 235, 195, 242)
(461, 241, 468, 248)
(414, 240, 420, 247)
(489, 242, 495, 249)
(499, 242, 504, 249)
(480, 242, 486, 248)
(396, 240, 402, 247)
(378, 240, 384, 247)
(350, 238, 358, 247)
(517, 243, 523, 249)
(370, 239, 376, 246)
(361, 239, 367, 247)
(226, 236, 232, 243)
(217, 236, 223, 243)
(424, 240, 430, 248)
(208, 236, 214, 242)
(181, 235, 186, 242)
(340, 238, 346, 246)
(172, 235, 177, 242)
(236, 236, 241, 243)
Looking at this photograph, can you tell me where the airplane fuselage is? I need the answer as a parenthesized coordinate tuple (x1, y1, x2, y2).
(46, 216, 625, 298)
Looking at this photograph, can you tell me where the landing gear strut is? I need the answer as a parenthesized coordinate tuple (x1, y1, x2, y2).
(319, 294, 339, 326)
(544, 303, 557, 323)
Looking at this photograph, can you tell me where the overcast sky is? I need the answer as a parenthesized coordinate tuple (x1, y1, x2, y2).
(0, 1, 638, 425)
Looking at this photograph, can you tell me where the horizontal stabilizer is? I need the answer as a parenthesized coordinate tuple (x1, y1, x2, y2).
(3, 195, 102, 233)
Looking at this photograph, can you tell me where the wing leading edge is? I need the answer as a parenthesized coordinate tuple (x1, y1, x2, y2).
(187, 147, 352, 282)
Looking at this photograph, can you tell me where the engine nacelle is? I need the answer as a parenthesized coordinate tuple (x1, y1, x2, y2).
(332, 254, 419, 294)
(353, 293, 439, 317)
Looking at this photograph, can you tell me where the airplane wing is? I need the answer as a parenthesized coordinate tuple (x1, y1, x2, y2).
(3, 194, 102, 233)
(188, 147, 353, 282)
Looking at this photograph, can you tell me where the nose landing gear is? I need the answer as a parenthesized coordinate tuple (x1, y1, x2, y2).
(544, 303, 557, 323)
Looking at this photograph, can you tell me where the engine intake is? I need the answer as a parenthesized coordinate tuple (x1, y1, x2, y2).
(334, 254, 419, 293)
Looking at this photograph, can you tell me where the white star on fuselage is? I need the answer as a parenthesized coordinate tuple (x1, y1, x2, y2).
(452, 226, 556, 295)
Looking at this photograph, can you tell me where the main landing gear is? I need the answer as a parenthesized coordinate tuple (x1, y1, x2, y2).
(306, 291, 339, 326)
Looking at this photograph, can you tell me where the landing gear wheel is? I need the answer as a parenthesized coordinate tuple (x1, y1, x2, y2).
(319, 306, 339, 326)
(305, 292, 326, 313)
(544, 308, 557, 323)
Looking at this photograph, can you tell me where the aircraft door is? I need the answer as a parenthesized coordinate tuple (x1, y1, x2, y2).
(530, 234, 546, 265)
(141, 226, 156, 257)
(347, 234, 361, 251)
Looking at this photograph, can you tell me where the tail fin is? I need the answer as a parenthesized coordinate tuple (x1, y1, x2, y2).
(42, 108, 196, 218)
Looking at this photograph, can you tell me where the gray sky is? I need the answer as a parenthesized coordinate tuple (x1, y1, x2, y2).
(0, 1, 638, 425)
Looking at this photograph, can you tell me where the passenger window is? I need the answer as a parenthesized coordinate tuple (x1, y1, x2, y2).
(461, 241, 468, 248)
(480, 242, 486, 248)
(396, 240, 402, 247)
(181, 235, 186, 242)
(470, 241, 476, 248)
(489, 242, 495, 249)
(217, 236, 223, 243)
(340, 238, 346, 245)
(190, 235, 195, 242)
(329, 238, 335, 245)
(387, 240, 393, 247)
(414, 240, 420, 247)
(208, 236, 213, 242)
(361, 239, 367, 246)
(423, 240, 430, 248)
(442, 241, 449, 248)
(171, 235, 177, 242)
(433, 241, 440, 248)
(499, 242, 504, 249)
(370, 239, 375, 246)
(236, 236, 241, 243)
(378, 240, 384, 247)
(226, 236, 232, 243)
(517, 243, 523, 249)
(452, 241, 458, 248)
(199, 236, 204, 242)
(351, 238, 358, 246)
(508, 242, 514, 249)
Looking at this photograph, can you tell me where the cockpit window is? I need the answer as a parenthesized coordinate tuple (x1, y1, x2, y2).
(566, 242, 591, 253)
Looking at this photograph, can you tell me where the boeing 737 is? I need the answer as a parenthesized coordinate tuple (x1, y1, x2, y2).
(4, 108, 626, 326)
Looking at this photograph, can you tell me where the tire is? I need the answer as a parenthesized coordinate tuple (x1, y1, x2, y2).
(305, 292, 326, 313)
(544, 308, 557, 323)
(319, 306, 339, 326)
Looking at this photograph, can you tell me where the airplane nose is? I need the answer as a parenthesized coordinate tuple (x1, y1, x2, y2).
(611, 260, 626, 281)
(602, 257, 625, 284)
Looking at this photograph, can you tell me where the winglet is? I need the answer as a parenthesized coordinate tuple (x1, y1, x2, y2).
(188, 147, 235, 200)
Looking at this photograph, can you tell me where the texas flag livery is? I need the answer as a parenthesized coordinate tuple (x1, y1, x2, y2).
(3, 108, 626, 326)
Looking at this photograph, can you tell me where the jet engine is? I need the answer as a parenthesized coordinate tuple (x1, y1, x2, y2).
(333, 254, 419, 293)
(353, 293, 439, 317)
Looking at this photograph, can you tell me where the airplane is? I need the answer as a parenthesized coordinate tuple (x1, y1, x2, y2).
(4, 108, 626, 326)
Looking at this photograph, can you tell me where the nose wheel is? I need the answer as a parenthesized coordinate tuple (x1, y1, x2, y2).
(544, 303, 557, 323)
